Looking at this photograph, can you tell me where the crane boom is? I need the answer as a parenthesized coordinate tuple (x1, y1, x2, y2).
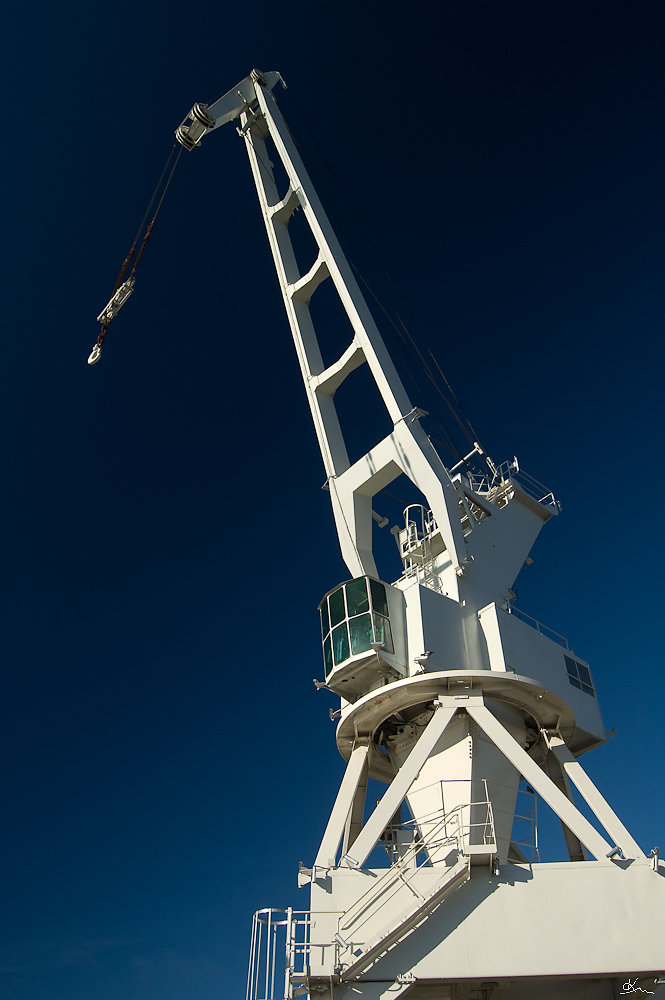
(177, 70, 470, 585)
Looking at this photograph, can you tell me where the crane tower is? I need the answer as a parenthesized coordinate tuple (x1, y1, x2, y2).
(173, 71, 665, 1000)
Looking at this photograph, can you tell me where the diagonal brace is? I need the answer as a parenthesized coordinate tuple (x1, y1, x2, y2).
(342, 703, 457, 870)
(315, 743, 370, 869)
(467, 704, 614, 861)
(545, 749, 589, 861)
(546, 735, 645, 859)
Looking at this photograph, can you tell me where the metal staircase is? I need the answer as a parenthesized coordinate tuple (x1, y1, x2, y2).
(337, 855, 470, 980)
(335, 802, 495, 980)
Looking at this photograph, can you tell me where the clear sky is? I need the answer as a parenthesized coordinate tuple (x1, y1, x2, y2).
(3, 2, 664, 998)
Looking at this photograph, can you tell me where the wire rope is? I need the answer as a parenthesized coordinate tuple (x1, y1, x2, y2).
(89, 145, 183, 363)
(111, 145, 180, 296)
(128, 145, 183, 279)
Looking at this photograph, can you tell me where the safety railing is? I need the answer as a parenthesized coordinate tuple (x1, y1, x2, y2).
(339, 797, 495, 939)
(246, 907, 312, 1000)
(505, 604, 570, 649)
(400, 795, 497, 865)
(510, 466, 559, 509)
(466, 458, 559, 511)
(246, 799, 498, 998)
(397, 504, 445, 591)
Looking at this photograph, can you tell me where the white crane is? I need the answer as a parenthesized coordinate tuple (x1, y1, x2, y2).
(105, 69, 665, 1000)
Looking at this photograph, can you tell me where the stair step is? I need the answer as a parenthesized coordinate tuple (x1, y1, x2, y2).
(340, 857, 470, 981)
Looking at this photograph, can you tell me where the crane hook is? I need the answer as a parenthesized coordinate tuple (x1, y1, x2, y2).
(87, 277, 136, 365)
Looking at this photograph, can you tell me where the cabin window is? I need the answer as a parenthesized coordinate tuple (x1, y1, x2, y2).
(373, 612, 393, 651)
(332, 622, 350, 665)
(320, 601, 329, 637)
(565, 655, 595, 697)
(329, 588, 346, 628)
(370, 578, 389, 617)
(323, 635, 332, 675)
(319, 577, 394, 677)
(349, 612, 373, 655)
(346, 577, 370, 617)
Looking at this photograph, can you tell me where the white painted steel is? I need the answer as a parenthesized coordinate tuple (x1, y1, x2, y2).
(547, 735, 646, 859)
(342, 705, 457, 870)
(544, 748, 590, 862)
(466, 703, 613, 860)
(338, 856, 471, 981)
(314, 742, 369, 870)
(241, 81, 467, 582)
(178, 70, 664, 998)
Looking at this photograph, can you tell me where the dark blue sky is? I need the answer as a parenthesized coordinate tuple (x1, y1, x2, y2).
(3, 3, 665, 998)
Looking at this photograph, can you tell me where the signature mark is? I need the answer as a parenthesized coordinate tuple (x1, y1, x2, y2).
(621, 979, 655, 995)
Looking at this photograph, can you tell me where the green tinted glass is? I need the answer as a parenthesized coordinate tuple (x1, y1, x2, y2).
(323, 635, 333, 677)
(329, 587, 346, 627)
(349, 612, 373, 655)
(370, 579, 389, 617)
(346, 578, 369, 617)
(320, 600, 330, 637)
(373, 613, 394, 653)
(332, 622, 350, 665)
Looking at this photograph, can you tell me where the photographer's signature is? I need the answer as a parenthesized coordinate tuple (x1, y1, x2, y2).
(621, 980, 654, 995)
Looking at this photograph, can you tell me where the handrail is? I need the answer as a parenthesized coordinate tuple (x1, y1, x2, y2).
(340, 814, 457, 932)
(246, 801, 497, 998)
(246, 908, 319, 1000)
(505, 604, 570, 649)
(340, 799, 495, 934)
(466, 462, 559, 511)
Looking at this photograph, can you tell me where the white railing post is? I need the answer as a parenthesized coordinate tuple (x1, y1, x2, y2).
(284, 907, 293, 1000)
(246, 912, 257, 1000)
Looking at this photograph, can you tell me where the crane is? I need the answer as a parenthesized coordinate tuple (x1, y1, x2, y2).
(103, 69, 665, 1000)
